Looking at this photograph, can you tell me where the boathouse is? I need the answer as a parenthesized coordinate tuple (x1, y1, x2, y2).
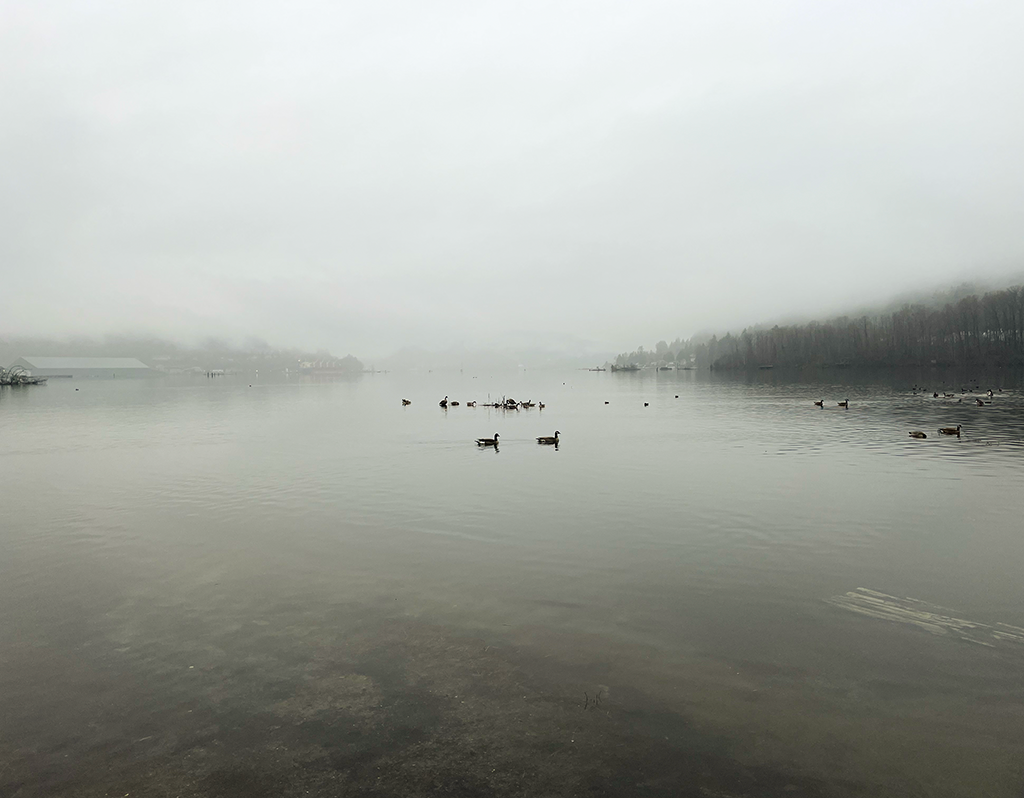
(9, 356, 154, 379)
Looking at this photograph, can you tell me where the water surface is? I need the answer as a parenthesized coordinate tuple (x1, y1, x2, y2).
(2, 369, 1023, 796)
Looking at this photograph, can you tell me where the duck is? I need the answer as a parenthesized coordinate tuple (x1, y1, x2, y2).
(837, 399, 849, 408)
(402, 399, 411, 406)
(938, 425, 962, 436)
(439, 395, 448, 408)
(536, 431, 560, 445)
(908, 431, 927, 439)
(813, 399, 824, 407)
(476, 433, 500, 446)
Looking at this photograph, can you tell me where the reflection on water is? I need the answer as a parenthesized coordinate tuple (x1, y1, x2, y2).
(2, 369, 1024, 797)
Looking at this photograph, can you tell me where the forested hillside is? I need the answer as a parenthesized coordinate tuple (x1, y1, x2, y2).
(616, 284, 1024, 370)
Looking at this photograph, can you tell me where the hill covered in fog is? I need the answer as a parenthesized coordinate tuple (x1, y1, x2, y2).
(617, 280, 1024, 370)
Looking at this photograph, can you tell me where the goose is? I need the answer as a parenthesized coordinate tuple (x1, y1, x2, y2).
(450, 400, 460, 407)
(537, 431, 560, 444)
(644, 402, 649, 407)
(467, 401, 476, 407)
(908, 431, 927, 439)
(402, 399, 411, 406)
(439, 395, 448, 408)
(476, 433, 500, 446)
(933, 392, 939, 398)
(838, 399, 849, 408)
(813, 399, 824, 407)
(976, 398, 985, 406)
(538, 402, 545, 409)
(938, 425, 962, 436)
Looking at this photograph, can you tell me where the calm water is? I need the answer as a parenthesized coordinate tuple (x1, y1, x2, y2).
(2, 369, 1024, 797)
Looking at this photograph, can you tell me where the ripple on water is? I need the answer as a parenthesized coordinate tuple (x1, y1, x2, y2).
(826, 588, 1024, 649)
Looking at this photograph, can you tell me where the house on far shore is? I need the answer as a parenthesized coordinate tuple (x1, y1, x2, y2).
(9, 356, 154, 379)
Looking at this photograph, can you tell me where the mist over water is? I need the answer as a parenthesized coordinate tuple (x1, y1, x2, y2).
(2, 369, 1023, 796)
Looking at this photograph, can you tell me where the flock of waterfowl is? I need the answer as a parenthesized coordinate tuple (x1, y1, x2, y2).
(399, 395, 557, 448)
(813, 383, 1007, 440)
(907, 425, 963, 440)
(472, 431, 560, 447)
(428, 395, 545, 410)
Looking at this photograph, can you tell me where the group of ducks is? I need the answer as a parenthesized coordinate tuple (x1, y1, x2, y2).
(811, 395, 968, 440)
(908, 425, 962, 440)
(475, 431, 560, 447)
(431, 395, 544, 410)
(919, 387, 999, 406)
(399, 395, 557, 447)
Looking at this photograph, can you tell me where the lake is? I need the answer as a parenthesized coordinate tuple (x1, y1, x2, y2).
(2, 368, 1023, 797)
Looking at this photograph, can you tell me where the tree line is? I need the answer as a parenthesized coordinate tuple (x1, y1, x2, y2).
(615, 284, 1024, 370)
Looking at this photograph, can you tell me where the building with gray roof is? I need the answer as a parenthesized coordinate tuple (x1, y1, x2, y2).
(9, 357, 154, 378)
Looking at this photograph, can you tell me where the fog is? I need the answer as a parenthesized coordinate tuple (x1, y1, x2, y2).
(2, 1, 1023, 359)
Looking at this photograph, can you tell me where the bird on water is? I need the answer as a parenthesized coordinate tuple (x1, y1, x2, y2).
(476, 433, 499, 446)
(439, 395, 448, 408)
(536, 431, 560, 445)
(838, 399, 849, 408)
(908, 431, 927, 439)
(813, 399, 824, 407)
(938, 425, 962, 437)
(402, 399, 411, 406)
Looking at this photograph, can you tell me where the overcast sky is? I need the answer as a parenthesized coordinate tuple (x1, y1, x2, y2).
(2, 1, 1023, 357)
